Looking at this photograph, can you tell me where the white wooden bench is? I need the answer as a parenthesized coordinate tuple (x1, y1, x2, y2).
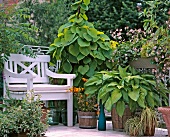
(3, 53, 76, 126)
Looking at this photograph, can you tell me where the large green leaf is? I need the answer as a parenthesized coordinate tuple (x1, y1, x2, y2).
(118, 65, 127, 78)
(105, 97, 112, 112)
(58, 22, 73, 33)
(78, 65, 89, 75)
(69, 44, 79, 57)
(90, 60, 97, 70)
(77, 37, 90, 47)
(84, 75, 101, 86)
(91, 51, 105, 60)
(137, 93, 146, 108)
(97, 41, 110, 50)
(116, 101, 125, 117)
(100, 34, 110, 41)
(122, 89, 129, 103)
(91, 43, 98, 50)
(80, 3, 88, 11)
(79, 47, 90, 56)
(63, 60, 72, 73)
(146, 92, 155, 108)
(87, 28, 98, 38)
(128, 89, 140, 101)
(85, 85, 99, 95)
(65, 36, 79, 46)
(111, 89, 122, 104)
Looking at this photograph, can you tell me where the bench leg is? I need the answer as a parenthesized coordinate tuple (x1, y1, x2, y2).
(67, 94, 73, 126)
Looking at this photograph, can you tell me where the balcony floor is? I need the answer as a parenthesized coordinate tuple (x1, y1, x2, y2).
(44, 121, 168, 137)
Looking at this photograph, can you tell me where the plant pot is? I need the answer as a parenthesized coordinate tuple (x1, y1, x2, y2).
(144, 125, 155, 136)
(9, 132, 40, 137)
(78, 111, 97, 129)
(111, 107, 132, 131)
(129, 57, 157, 69)
(41, 105, 49, 125)
(158, 107, 170, 137)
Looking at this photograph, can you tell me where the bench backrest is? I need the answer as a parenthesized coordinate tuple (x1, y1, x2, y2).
(4, 54, 50, 84)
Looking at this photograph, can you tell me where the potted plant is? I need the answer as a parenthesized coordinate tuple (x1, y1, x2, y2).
(0, 90, 49, 137)
(69, 78, 98, 129)
(84, 65, 170, 129)
(125, 107, 158, 136)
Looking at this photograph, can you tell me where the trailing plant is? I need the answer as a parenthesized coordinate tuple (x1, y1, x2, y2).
(48, 0, 113, 87)
(84, 65, 170, 117)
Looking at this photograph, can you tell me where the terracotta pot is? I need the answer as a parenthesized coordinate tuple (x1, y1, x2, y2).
(144, 125, 155, 136)
(158, 107, 170, 137)
(78, 111, 97, 129)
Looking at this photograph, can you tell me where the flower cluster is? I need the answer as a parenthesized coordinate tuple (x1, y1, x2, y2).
(69, 78, 98, 112)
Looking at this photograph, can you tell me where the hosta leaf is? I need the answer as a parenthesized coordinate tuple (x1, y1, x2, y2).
(146, 92, 155, 108)
(122, 89, 129, 103)
(85, 85, 99, 95)
(58, 22, 73, 33)
(128, 89, 139, 101)
(77, 37, 90, 47)
(87, 28, 98, 38)
(81, 13, 88, 20)
(105, 97, 112, 112)
(118, 65, 127, 78)
(97, 41, 110, 50)
(100, 34, 110, 41)
(111, 89, 122, 104)
(116, 101, 125, 117)
(64, 30, 75, 42)
(78, 65, 89, 75)
(84, 76, 100, 86)
(91, 60, 97, 70)
(91, 43, 98, 50)
(63, 60, 72, 73)
(80, 4, 88, 11)
(65, 36, 79, 46)
(137, 93, 145, 108)
(86, 67, 95, 77)
(71, 26, 77, 33)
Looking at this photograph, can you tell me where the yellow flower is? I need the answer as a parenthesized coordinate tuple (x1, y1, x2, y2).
(97, 31, 104, 34)
(58, 33, 64, 37)
(100, 38, 105, 41)
(82, 78, 88, 82)
(86, 102, 88, 106)
(110, 40, 118, 50)
(82, 25, 89, 29)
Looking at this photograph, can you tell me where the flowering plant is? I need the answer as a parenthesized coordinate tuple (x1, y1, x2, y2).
(69, 78, 98, 112)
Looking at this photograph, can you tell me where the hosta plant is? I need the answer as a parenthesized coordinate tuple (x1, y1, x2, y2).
(48, 0, 113, 87)
(84, 65, 170, 117)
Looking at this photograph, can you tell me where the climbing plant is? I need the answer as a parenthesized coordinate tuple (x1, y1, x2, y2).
(49, 0, 113, 87)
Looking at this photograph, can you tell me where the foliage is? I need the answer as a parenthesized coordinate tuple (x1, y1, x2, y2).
(84, 65, 170, 117)
(0, 2, 37, 71)
(17, 0, 71, 46)
(125, 107, 158, 136)
(48, 0, 113, 87)
(69, 78, 97, 112)
(0, 90, 48, 137)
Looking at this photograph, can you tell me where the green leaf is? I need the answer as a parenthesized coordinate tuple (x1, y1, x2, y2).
(111, 89, 122, 104)
(81, 13, 88, 20)
(105, 97, 112, 112)
(118, 65, 127, 78)
(79, 47, 90, 56)
(128, 89, 140, 101)
(97, 41, 110, 50)
(83, 57, 91, 64)
(87, 28, 98, 38)
(122, 89, 129, 103)
(58, 22, 73, 33)
(78, 65, 89, 75)
(91, 60, 97, 70)
(80, 4, 88, 11)
(116, 101, 125, 117)
(68, 54, 78, 63)
(64, 30, 75, 42)
(137, 93, 146, 108)
(85, 85, 99, 95)
(63, 60, 72, 73)
(84, 75, 101, 86)
(100, 34, 110, 40)
(77, 53, 85, 61)
(69, 44, 79, 57)
(77, 37, 90, 47)
(83, 33, 92, 41)
(83, 0, 90, 5)
(86, 67, 95, 77)
(65, 36, 79, 46)
(146, 92, 155, 108)
(91, 43, 98, 50)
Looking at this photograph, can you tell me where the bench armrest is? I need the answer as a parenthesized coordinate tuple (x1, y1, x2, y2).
(4, 69, 36, 79)
(46, 69, 76, 79)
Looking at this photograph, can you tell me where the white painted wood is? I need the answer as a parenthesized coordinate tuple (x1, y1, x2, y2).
(3, 53, 76, 126)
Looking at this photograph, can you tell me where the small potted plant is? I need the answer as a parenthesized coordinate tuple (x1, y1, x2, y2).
(84, 65, 170, 130)
(125, 107, 158, 136)
(69, 78, 98, 129)
(0, 90, 49, 137)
